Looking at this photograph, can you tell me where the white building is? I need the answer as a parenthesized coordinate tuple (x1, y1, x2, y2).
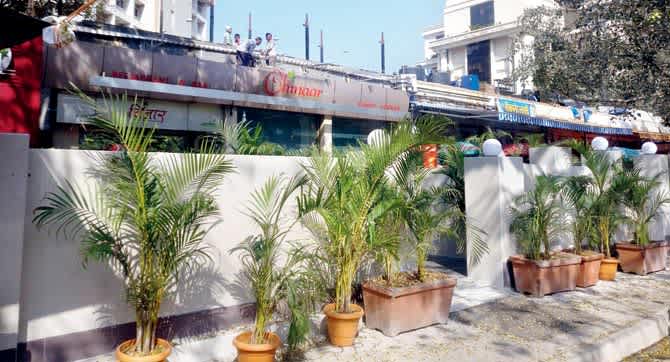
(421, 0, 557, 93)
(98, 0, 212, 40)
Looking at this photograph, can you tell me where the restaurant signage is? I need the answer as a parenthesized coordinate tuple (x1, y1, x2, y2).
(497, 98, 536, 117)
(263, 70, 323, 98)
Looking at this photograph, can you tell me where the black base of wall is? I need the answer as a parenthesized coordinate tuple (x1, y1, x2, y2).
(0, 303, 255, 362)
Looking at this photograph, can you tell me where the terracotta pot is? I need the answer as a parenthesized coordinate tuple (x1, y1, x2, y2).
(599, 258, 619, 281)
(362, 277, 457, 337)
(233, 331, 281, 362)
(115, 339, 172, 362)
(616, 241, 669, 275)
(323, 303, 364, 347)
(509, 254, 580, 297)
(421, 144, 438, 169)
(576, 252, 604, 288)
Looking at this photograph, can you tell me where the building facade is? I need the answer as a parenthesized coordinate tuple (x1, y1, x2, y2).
(421, 0, 557, 94)
(97, 0, 212, 40)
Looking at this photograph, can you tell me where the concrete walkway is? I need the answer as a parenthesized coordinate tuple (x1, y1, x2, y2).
(298, 271, 670, 362)
(77, 268, 670, 362)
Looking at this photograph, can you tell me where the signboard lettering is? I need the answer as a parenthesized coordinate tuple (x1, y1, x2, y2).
(497, 98, 536, 117)
(263, 70, 323, 98)
(129, 102, 168, 123)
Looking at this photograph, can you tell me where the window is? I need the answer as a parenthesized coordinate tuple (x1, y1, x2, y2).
(470, 1, 494, 29)
(467, 40, 491, 83)
(134, 4, 144, 18)
(116, 0, 125, 8)
(238, 108, 318, 150)
(332, 118, 392, 149)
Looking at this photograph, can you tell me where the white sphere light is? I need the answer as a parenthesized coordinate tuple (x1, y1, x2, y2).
(641, 141, 658, 155)
(482, 139, 503, 157)
(367, 129, 384, 147)
(591, 136, 609, 151)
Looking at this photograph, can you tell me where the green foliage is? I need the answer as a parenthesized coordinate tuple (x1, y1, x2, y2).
(566, 140, 627, 257)
(298, 116, 448, 313)
(231, 175, 322, 348)
(515, 1, 670, 122)
(33, 91, 234, 355)
(510, 175, 567, 260)
(619, 169, 670, 246)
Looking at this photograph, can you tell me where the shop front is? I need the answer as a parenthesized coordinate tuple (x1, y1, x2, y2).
(43, 38, 409, 151)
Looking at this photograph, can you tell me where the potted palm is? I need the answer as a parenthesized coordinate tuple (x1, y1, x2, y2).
(562, 175, 603, 287)
(509, 175, 581, 297)
(298, 117, 446, 346)
(362, 146, 487, 336)
(569, 141, 625, 281)
(32, 93, 234, 361)
(231, 175, 320, 362)
(616, 169, 670, 275)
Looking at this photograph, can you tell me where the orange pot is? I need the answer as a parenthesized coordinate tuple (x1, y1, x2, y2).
(421, 144, 438, 169)
(323, 303, 364, 347)
(599, 258, 619, 281)
(576, 252, 604, 288)
(115, 339, 172, 362)
(233, 331, 281, 362)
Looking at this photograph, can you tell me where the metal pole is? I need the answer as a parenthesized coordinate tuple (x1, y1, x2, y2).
(319, 30, 324, 63)
(248, 12, 252, 39)
(380, 32, 385, 74)
(159, 0, 164, 35)
(303, 14, 310, 60)
(209, 3, 214, 42)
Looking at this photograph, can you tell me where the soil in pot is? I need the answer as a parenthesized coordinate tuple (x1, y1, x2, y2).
(599, 258, 619, 281)
(323, 303, 364, 347)
(363, 271, 457, 337)
(575, 251, 604, 288)
(617, 241, 669, 275)
(233, 331, 281, 362)
(509, 253, 580, 297)
(116, 338, 172, 362)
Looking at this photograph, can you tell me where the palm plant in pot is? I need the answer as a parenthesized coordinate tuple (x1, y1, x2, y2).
(562, 175, 603, 287)
(231, 175, 321, 362)
(616, 169, 670, 275)
(298, 117, 447, 346)
(509, 175, 581, 297)
(32, 93, 234, 361)
(569, 141, 625, 281)
(362, 145, 487, 336)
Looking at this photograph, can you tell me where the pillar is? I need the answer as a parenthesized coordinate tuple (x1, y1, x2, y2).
(464, 156, 525, 288)
(634, 154, 670, 242)
(0, 133, 30, 360)
(318, 115, 332, 154)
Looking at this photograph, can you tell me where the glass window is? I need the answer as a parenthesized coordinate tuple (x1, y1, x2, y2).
(470, 1, 494, 29)
(332, 117, 392, 149)
(238, 107, 318, 150)
(467, 40, 491, 83)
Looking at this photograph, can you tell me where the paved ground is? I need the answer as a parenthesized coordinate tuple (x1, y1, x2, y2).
(77, 265, 670, 362)
(295, 271, 670, 362)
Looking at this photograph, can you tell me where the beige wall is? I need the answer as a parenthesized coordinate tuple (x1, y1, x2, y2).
(17, 149, 310, 343)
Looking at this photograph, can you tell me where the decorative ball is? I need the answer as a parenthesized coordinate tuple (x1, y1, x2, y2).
(367, 129, 385, 146)
(591, 136, 609, 151)
(641, 141, 658, 155)
(482, 139, 503, 157)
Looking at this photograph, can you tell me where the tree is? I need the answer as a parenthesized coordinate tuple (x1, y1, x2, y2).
(1, 0, 86, 17)
(514, 1, 670, 122)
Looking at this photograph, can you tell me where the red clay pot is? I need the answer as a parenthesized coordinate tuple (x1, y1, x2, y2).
(576, 252, 604, 288)
(116, 339, 172, 362)
(362, 277, 457, 337)
(233, 331, 281, 362)
(510, 254, 580, 297)
(323, 303, 364, 347)
(616, 241, 669, 275)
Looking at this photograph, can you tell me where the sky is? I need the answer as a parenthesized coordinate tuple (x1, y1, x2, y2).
(212, 0, 444, 73)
